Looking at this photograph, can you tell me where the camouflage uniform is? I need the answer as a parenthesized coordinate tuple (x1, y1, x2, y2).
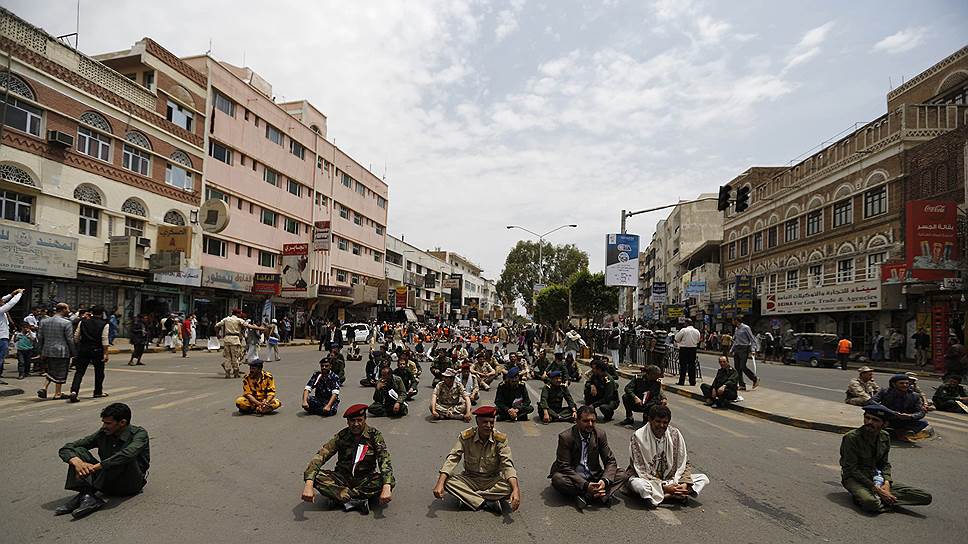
(235, 371, 282, 413)
(304, 426, 395, 502)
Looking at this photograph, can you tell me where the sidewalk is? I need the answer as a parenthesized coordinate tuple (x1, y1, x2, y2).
(696, 349, 944, 378)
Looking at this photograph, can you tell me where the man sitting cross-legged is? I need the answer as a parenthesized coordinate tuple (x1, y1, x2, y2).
(583, 359, 620, 421)
(700, 356, 739, 409)
(619, 364, 666, 427)
(627, 405, 709, 506)
(302, 358, 341, 416)
(548, 405, 625, 510)
(539, 371, 577, 424)
(235, 359, 281, 414)
(432, 368, 472, 421)
(495, 367, 534, 421)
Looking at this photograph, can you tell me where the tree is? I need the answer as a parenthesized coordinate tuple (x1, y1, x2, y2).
(497, 240, 589, 314)
(568, 270, 618, 325)
(534, 285, 570, 325)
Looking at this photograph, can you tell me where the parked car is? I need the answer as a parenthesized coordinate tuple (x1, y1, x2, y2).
(782, 333, 840, 368)
(341, 323, 372, 343)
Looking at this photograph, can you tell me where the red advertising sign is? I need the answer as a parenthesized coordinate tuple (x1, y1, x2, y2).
(906, 200, 959, 270)
(395, 286, 408, 309)
(880, 262, 910, 284)
(252, 273, 281, 295)
(281, 244, 309, 293)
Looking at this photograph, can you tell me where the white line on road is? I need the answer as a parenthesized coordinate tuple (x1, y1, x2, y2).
(652, 508, 682, 525)
(683, 413, 750, 438)
(777, 380, 843, 393)
(150, 392, 214, 410)
(106, 368, 212, 376)
(4, 386, 139, 412)
(39, 417, 65, 424)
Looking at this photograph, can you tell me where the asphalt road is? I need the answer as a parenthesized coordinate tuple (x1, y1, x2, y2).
(1, 344, 964, 543)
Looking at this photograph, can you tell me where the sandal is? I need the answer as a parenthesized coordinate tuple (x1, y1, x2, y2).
(93, 393, 109, 398)
(37, 389, 47, 399)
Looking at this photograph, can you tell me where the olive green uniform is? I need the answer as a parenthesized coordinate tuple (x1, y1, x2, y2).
(539, 384, 576, 422)
(304, 426, 395, 503)
(494, 382, 534, 421)
(839, 427, 932, 513)
(932, 383, 968, 413)
(439, 427, 517, 509)
(368, 375, 409, 417)
(584, 375, 620, 420)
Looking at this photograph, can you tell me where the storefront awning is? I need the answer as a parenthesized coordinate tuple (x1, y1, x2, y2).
(77, 266, 145, 284)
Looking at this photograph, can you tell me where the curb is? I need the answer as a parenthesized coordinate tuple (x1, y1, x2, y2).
(578, 358, 854, 434)
(4, 340, 317, 359)
(696, 349, 943, 378)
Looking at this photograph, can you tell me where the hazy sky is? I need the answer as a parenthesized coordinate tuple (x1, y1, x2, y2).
(9, 0, 967, 279)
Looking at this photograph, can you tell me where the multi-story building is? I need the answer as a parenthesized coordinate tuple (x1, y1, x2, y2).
(384, 235, 451, 320)
(428, 250, 503, 320)
(0, 9, 206, 333)
(719, 46, 967, 354)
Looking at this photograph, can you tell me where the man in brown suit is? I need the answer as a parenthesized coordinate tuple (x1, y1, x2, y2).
(548, 405, 625, 509)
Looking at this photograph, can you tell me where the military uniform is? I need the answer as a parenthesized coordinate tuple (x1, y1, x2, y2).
(433, 380, 470, 419)
(584, 375, 620, 421)
(839, 427, 932, 513)
(236, 370, 282, 413)
(845, 378, 880, 406)
(329, 353, 347, 383)
(216, 315, 246, 377)
(304, 426, 395, 503)
(439, 427, 517, 509)
(538, 383, 576, 422)
(932, 382, 967, 413)
(368, 374, 408, 417)
(622, 375, 665, 420)
(494, 381, 534, 421)
(543, 360, 567, 382)
(471, 360, 498, 390)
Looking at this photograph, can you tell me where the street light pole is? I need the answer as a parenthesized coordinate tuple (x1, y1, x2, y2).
(506, 224, 578, 308)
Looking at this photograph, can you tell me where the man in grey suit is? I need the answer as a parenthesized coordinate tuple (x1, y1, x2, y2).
(37, 303, 76, 400)
(548, 405, 625, 509)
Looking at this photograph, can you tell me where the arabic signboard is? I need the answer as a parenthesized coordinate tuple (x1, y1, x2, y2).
(686, 281, 707, 295)
(449, 273, 463, 310)
(157, 226, 192, 257)
(153, 267, 201, 287)
(252, 273, 281, 295)
(735, 275, 754, 310)
(201, 267, 254, 292)
(761, 280, 881, 315)
(442, 276, 461, 289)
(0, 225, 78, 279)
(281, 244, 308, 293)
(605, 233, 640, 287)
(395, 286, 408, 309)
(313, 220, 331, 251)
(666, 306, 685, 318)
(906, 200, 959, 270)
(650, 282, 667, 304)
(316, 285, 353, 299)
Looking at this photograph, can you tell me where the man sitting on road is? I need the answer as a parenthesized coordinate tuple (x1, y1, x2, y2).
(432, 352, 457, 387)
(394, 356, 418, 400)
(459, 362, 481, 405)
(55, 403, 149, 519)
(301, 404, 395, 514)
(543, 352, 568, 382)
(932, 373, 968, 414)
(627, 405, 709, 506)
(360, 349, 385, 387)
(539, 371, 577, 424)
(873, 374, 930, 440)
(495, 367, 534, 421)
(472, 355, 499, 391)
(368, 365, 408, 417)
(700, 356, 739, 409)
(236, 359, 281, 415)
(584, 359, 620, 421)
(328, 345, 347, 384)
(548, 405, 625, 510)
(303, 358, 341, 416)
(845, 366, 880, 406)
(619, 365, 666, 427)
(840, 404, 932, 514)
(432, 368, 472, 421)
(433, 406, 521, 515)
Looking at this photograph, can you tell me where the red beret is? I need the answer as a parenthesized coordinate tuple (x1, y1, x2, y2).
(343, 404, 369, 418)
(473, 405, 497, 417)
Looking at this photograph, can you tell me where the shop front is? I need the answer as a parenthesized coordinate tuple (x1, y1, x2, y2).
(194, 267, 254, 337)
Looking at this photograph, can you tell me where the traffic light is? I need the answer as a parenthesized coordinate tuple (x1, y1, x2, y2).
(717, 185, 732, 211)
(735, 185, 751, 213)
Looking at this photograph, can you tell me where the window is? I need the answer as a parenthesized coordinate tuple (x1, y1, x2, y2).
(784, 219, 799, 242)
(863, 186, 887, 218)
(767, 226, 778, 248)
(204, 236, 226, 257)
(809, 264, 823, 287)
(287, 179, 302, 196)
(263, 167, 279, 186)
(78, 205, 99, 236)
(355, 181, 366, 195)
(338, 204, 349, 219)
(786, 270, 799, 290)
(1, 190, 33, 223)
(214, 91, 236, 116)
(208, 141, 232, 164)
(163, 211, 186, 225)
(266, 124, 283, 145)
(867, 252, 886, 280)
(806, 211, 822, 236)
(833, 199, 853, 227)
(124, 217, 145, 237)
(337, 238, 348, 251)
(205, 186, 229, 203)
(259, 251, 277, 268)
(290, 140, 305, 159)
(166, 100, 193, 132)
(336, 269, 347, 283)
(351, 274, 361, 285)
(739, 237, 749, 256)
(377, 195, 387, 209)
(237, 197, 243, 210)
(142, 71, 154, 90)
(0, 95, 42, 136)
(261, 209, 277, 227)
(341, 172, 353, 188)
(375, 224, 385, 235)
(837, 258, 854, 283)
(753, 232, 763, 252)
(165, 163, 192, 191)
(122, 144, 151, 176)
(374, 252, 383, 263)
(352, 243, 362, 256)
(247, 247, 252, 258)
(727, 242, 736, 260)
(77, 127, 111, 161)
(755, 275, 764, 294)
(284, 217, 299, 234)
(353, 212, 363, 226)
(315, 193, 328, 207)
(235, 243, 240, 255)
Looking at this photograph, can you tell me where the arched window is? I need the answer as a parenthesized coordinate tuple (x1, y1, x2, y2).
(79, 111, 112, 133)
(166, 151, 194, 191)
(0, 71, 35, 100)
(163, 210, 186, 225)
(169, 150, 193, 168)
(0, 73, 42, 136)
(121, 198, 147, 217)
(864, 170, 887, 187)
(73, 183, 103, 205)
(122, 131, 152, 176)
(77, 112, 112, 161)
(0, 163, 37, 187)
(124, 131, 151, 150)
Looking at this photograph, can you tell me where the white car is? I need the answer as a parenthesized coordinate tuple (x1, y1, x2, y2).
(341, 323, 371, 343)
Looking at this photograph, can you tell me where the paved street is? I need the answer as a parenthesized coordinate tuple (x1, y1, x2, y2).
(1, 344, 965, 543)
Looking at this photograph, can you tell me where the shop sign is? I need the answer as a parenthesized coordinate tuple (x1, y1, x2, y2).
(395, 286, 408, 309)
(252, 273, 281, 295)
(313, 221, 331, 251)
(199, 198, 230, 233)
(941, 277, 964, 291)
(281, 244, 309, 293)
(931, 304, 951, 370)
(735, 275, 754, 310)
(605, 233, 640, 287)
(442, 276, 461, 289)
(686, 281, 707, 295)
(202, 267, 253, 292)
(666, 306, 685, 318)
(0, 225, 78, 279)
(650, 282, 667, 304)
(317, 285, 353, 298)
(906, 200, 959, 270)
(762, 280, 881, 315)
(449, 273, 463, 309)
(153, 267, 201, 287)
(157, 226, 192, 257)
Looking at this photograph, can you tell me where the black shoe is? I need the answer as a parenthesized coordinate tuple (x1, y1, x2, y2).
(676, 381, 685, 386)
(575, 495, 587, 510)
(482, 499, 502, 515)
(343, 499, 369, 515)
(68, 394, 79, 403)
(54, 493, 85, 515)
(37, 389, 47, 399)
(618, 417, 635, 427)
(71, 493, 105, 519)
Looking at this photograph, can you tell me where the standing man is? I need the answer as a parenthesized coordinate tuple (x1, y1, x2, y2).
(674, 319, 701, 386)
(215, 309, 247, 378)
(302, 358, 341, 416)
(607, 322, 622, 370)
(433, 405, 521, 514)
(180, 314, 193, 358)
(548, 405, 624, 509)
(128, 314, 148, 366)
(538, 371, 577, 424)
(837, 335, 853, 370)
(729, 316, 759, 391)
(627, 405, 709, 505)
(871, 330, 885, 362)
(235, 359, 281, 414)
(840, 405, 932, 514)
(911, 328, 930, 368)
(888, 329, 905, 362)
(69, 305, 110, 402)
(36, 303, 75, 400)
(583, 359, 620, 421)
(431, 368, 472, 421)
(0, 288, 25, 384)
(54, 403, 149, 519)
(301, 404, 394, 514)
(494, 367, 534, 421)
(107, 309, 119, 346)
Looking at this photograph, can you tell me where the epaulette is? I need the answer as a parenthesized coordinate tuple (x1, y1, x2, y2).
(493, 430, 508, 442)
(460, 428, 476, 440)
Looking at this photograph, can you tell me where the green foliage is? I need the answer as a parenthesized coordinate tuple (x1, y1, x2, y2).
(567, 270, 618, 322)
(497, 240, 588, 314)
(534, 284, 570, 325)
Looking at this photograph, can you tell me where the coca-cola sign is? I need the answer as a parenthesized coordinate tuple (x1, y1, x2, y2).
(905, 200, 959, 271)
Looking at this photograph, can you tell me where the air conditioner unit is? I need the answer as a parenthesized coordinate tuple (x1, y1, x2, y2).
(136, 237, 151, 248)
(47, 130, 74, 147)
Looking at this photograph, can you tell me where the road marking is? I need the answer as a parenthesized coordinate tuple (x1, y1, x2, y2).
(784, 447, 802, 454)
(652, 508, 682, 525)
(929, 420, 968, 433)
(105, 368, 212, 376)
(777, 381, 843, 393)
(685, 414, 750, 438)
(521, 420, 541, 437)
(40, 417, 65, 424)
(93, 387, 167, 402)
(150, 392, 215, 410)
(5, 387, 140, 412)
(814, 463, 841, 472)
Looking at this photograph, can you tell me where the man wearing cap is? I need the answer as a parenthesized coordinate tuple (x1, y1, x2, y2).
(471, 355, 499, 391)
(301, 404, 395, 514)
(459, 363, 480, 405)
(539, 371, 577, 424)
(433, 405, 521, 514)
(368, 366, 408, 417)
(495, 367, 534, 421)
(328, 345, 347, 384)
(700, 356, 739, 409)
(845, 367, 880, 406)
(236, 359, 281, 414)
(873, 374, 930, 439)
(840, 405, 932, 513)
(584, 359, 620, 421)
(932, 374, 968, 413)
(432, 368, 472, 421)
(302, 358, 341, 416)
(542, 352, 568, 382)
(619, 365, 666, 427)
(216, 309, 257, 378)
(549, 405, 624, 509)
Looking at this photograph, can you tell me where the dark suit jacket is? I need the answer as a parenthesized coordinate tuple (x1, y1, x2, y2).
(548, 426, 618, 487)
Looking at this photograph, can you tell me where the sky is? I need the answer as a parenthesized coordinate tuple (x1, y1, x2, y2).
(8, 0, 968, 280)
